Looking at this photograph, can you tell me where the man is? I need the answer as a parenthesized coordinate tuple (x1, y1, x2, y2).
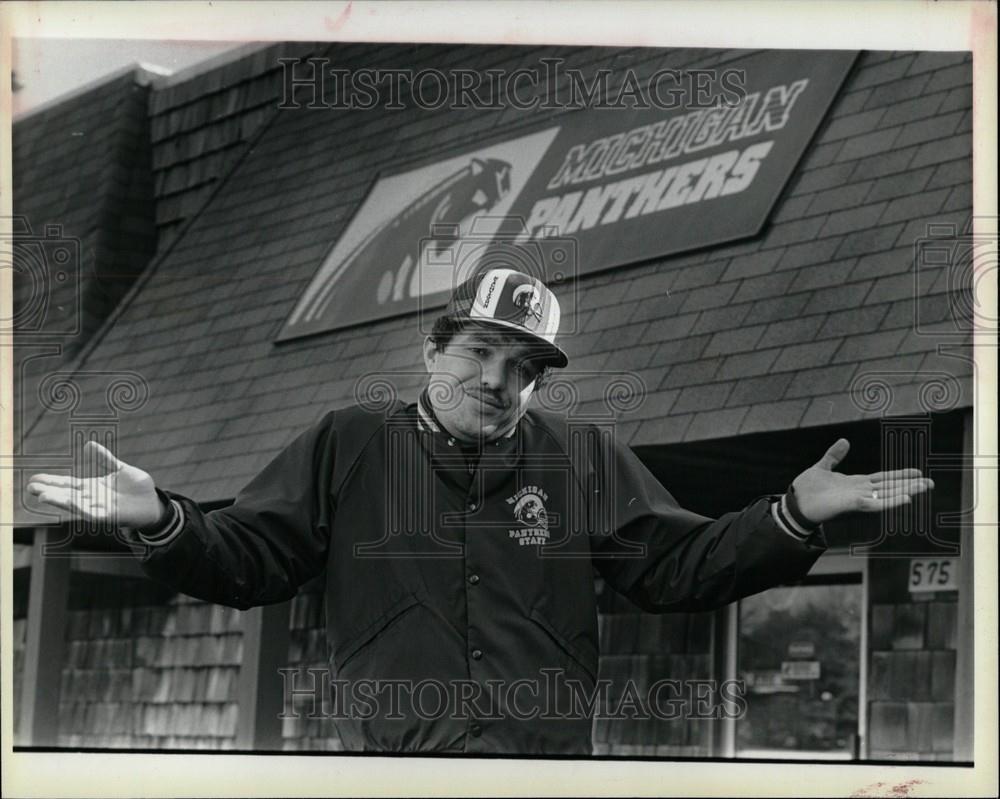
(28, 267, 933, 755)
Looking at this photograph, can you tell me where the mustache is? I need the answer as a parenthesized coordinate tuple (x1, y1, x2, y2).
(465, 388, 509, 409)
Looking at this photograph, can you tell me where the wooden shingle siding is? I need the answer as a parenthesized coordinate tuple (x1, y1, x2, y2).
(51, 576, 241, 748)
(867, 555, 960, 760)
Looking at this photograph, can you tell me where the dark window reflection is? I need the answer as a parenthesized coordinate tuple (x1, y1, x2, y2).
(737, 580, 862, 759)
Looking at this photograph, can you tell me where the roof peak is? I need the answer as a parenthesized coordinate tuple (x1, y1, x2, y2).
(13, 61, 168, 123)
(148, 42, 270, 89)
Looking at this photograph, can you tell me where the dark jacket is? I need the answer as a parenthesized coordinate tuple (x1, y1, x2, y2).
(138, 398, 826, 754)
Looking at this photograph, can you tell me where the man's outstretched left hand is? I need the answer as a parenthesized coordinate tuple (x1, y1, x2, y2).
(792, 438, 934, 525)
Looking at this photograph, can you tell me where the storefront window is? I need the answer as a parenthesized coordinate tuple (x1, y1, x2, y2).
(736, 576, 862, 759)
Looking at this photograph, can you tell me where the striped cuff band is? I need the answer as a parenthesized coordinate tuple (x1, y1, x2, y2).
(771, 495, 816, 542)
(137, 498, 186, 546)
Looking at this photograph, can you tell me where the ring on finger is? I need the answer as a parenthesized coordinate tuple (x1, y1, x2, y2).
(872, 489, 878, 500)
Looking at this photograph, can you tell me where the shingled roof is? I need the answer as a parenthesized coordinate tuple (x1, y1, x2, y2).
(12, 65, 160, 350)
(148, 42, 325, 250)
(19, 46, 973, 510)
(12, 67, 159, 457)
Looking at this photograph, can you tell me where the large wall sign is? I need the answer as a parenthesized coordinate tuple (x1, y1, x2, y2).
(279, 50, 857, 341)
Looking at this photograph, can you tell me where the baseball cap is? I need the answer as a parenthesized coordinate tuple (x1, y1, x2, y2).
(442, 268, 568, 368)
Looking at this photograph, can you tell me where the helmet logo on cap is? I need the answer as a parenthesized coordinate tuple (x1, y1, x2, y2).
(511, 284, 543, 326)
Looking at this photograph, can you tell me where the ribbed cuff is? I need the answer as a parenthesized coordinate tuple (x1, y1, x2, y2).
(136, 490, 186, 546)
(771, 486, 821, 542)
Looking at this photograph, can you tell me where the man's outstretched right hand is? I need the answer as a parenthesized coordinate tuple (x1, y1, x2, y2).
(27, 440, 166, 529)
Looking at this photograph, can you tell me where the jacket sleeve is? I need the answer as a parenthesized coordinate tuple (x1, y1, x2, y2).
(132, 410, 339, 609)
(588, 431, 827, 614)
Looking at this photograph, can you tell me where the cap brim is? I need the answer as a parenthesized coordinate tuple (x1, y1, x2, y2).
(456, 318, 568, 369)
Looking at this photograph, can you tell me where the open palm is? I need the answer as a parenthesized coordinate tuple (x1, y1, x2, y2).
(792, 439, 935, 524)
(27, 441, 164, 529)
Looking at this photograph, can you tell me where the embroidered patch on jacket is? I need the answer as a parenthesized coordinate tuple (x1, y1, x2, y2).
(507, 485, 550, 546)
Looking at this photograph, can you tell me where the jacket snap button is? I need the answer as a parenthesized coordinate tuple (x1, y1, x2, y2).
(447, 438, 455, 446)
(471, 648, 483, 660)
(467, 502, 477, 512)
(470, 724, 482, 738)
(468, 574, 480, 585)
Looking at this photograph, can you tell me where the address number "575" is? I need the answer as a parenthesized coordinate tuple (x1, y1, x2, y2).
(908, 558, 959, 593)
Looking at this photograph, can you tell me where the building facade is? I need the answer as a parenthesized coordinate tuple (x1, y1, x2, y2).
(12, 42, 976, 760)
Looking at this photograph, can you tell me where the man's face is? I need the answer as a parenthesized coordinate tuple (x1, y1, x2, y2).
(423, 327, 544, 442)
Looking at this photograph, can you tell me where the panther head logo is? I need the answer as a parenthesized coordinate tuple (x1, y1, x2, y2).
(511, 284, 544, 326)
